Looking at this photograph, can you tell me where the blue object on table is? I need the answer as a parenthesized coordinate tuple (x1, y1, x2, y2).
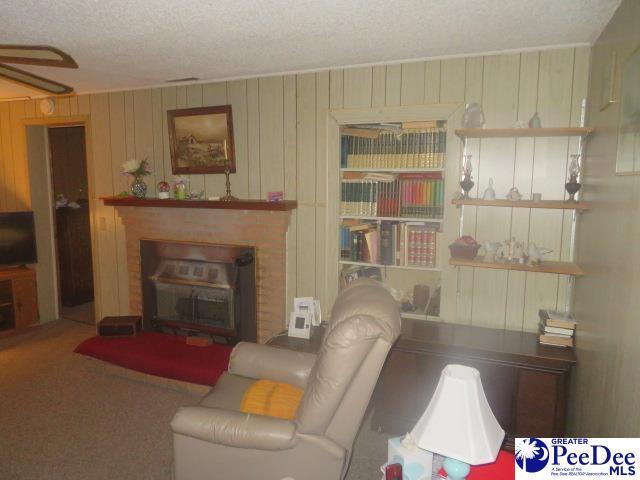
(387, 436, 433, 480)
(442, 457, 471, 480)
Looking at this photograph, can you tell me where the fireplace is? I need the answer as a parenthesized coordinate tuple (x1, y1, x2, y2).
(140, 240, 256, 343)
(102, 197, 296, 342)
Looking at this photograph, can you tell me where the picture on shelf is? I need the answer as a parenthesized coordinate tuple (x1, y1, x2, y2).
(167, 105, 235, 174)
(339, 265, 382, 289)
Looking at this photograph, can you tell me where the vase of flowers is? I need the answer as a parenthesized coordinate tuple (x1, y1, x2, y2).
(122, 158, 151, 198)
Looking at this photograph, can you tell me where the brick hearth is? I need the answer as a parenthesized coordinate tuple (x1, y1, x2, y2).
(112, 206, 293, 342)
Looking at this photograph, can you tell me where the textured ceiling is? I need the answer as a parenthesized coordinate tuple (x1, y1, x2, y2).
(0, 0, 621, 98)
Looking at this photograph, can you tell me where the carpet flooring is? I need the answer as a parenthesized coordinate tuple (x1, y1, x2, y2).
(0, 320, 390, 480)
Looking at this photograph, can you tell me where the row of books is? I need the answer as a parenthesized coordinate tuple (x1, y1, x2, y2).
(340, 221, 438, 268)
(538, 309, 576, 348)
(340, 128, 446, 169)
(340, 173, 445, 219)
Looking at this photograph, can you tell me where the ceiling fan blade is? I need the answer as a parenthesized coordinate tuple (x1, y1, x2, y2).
(0, 45, 77, 68)
(0, 63, 74, 94)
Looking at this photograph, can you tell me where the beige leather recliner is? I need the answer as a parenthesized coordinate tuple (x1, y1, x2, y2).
(171, 278, 401, 480)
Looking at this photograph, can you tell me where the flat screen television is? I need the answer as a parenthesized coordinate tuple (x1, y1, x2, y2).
(0, 211, 37, 267)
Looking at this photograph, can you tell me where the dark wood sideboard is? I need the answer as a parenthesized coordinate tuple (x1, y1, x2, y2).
(372, 319, 576, 450)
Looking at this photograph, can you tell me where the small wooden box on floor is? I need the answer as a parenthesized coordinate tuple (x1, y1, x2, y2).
(372, 318, 577, 451)
(98, 316, 142, 337)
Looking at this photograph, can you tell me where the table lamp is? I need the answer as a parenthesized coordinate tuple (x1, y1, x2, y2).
(410, 364, 505, 480)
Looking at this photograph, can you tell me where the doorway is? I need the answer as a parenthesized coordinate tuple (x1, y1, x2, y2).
(49, 126, 94, 324)
(26, 124, 95, 325)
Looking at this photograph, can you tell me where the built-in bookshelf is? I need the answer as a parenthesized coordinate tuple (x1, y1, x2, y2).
(338, 121, 447, 320)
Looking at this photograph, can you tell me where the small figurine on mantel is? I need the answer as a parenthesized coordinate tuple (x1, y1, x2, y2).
(483, 178, 496, 201)
(157, 181, 170, 199)
(173, 176, 189, 200)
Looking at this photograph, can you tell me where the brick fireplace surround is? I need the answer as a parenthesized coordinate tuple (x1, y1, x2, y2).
(105, 198, 296, 342)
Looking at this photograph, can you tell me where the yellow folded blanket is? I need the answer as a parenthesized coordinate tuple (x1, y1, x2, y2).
(240, 379, 303, 420)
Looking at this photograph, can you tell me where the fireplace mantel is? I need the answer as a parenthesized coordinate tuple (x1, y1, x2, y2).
(106, 195, 295, 342)
(101, 196, 297, 211)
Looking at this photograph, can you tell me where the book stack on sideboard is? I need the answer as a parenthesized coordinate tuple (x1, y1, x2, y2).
(539, 309, 576, 348)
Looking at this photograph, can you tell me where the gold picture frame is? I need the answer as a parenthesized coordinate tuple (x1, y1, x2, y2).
(167, 105, 235, 174)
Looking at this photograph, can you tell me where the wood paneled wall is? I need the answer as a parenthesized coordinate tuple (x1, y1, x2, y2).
(571, 0, 640, 436)
(0, 46, 589, 330)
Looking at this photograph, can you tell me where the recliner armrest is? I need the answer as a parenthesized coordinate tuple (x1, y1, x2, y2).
(171, 406, 298, 451)
(228, 342, 316, 389)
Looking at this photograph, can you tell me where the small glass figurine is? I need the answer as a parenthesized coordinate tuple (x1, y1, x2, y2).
(565, 154, 582, 202)
(173, 176, 189, 200)
(483, 178, 496, 201)
(460, 155, 474, 199)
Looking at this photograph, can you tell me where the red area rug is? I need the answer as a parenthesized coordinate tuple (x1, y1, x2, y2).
(74, 332, 233, 386)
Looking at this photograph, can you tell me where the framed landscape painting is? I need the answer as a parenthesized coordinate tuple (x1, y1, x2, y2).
(168, 105, 235, 174)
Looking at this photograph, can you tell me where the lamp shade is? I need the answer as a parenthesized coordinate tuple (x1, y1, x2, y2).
(410, 364, 504, 465)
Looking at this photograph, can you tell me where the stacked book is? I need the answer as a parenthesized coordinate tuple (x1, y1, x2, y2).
(340, 220, 438, 268)
(340, 125, 447, 169)
(538, 309, 576, 348)
(340, 172, 444, 219)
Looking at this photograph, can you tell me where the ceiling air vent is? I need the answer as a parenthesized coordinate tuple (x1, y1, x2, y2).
(165, 77, 200, 83)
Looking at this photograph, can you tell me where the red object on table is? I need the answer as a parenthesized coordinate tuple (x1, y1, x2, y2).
(437, 450, 515, 479)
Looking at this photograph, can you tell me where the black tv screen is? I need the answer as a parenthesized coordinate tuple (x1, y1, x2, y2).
(0, 211, 37, 267)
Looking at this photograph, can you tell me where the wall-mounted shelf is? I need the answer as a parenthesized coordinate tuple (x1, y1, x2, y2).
(455, 127, 594, 140)
(451, 199, 591, 211)
(340, 260, 441, 272)
(341, 215, 443, 223)
(341, 168, 445, 173)
(449, 257, 584, 276)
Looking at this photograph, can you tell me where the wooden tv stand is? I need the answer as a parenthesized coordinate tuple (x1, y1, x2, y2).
(0, 266, 38, 336)
(372, 318, 576, 451)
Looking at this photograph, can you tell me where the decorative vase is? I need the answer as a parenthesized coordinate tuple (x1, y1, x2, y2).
(565, 154, 582, 202)
(565, 179, 581, 202)
(460, 175, 474, 199)
(130, 176, 147, 199)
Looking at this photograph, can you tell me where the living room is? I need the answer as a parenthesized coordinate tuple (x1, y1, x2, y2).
(1, 0, 638, 479)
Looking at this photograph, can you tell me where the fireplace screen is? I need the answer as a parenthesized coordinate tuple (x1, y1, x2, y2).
(150, 259, 236, 332)
(140, 240, 256, 342)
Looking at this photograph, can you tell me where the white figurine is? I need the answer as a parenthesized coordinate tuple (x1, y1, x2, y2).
(483, 178, 496, 201)
(506, 187, 522, 201)
(527, 243, 552, 265)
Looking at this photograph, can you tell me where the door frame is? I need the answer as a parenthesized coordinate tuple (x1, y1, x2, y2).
(23, 115, 101, 323)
